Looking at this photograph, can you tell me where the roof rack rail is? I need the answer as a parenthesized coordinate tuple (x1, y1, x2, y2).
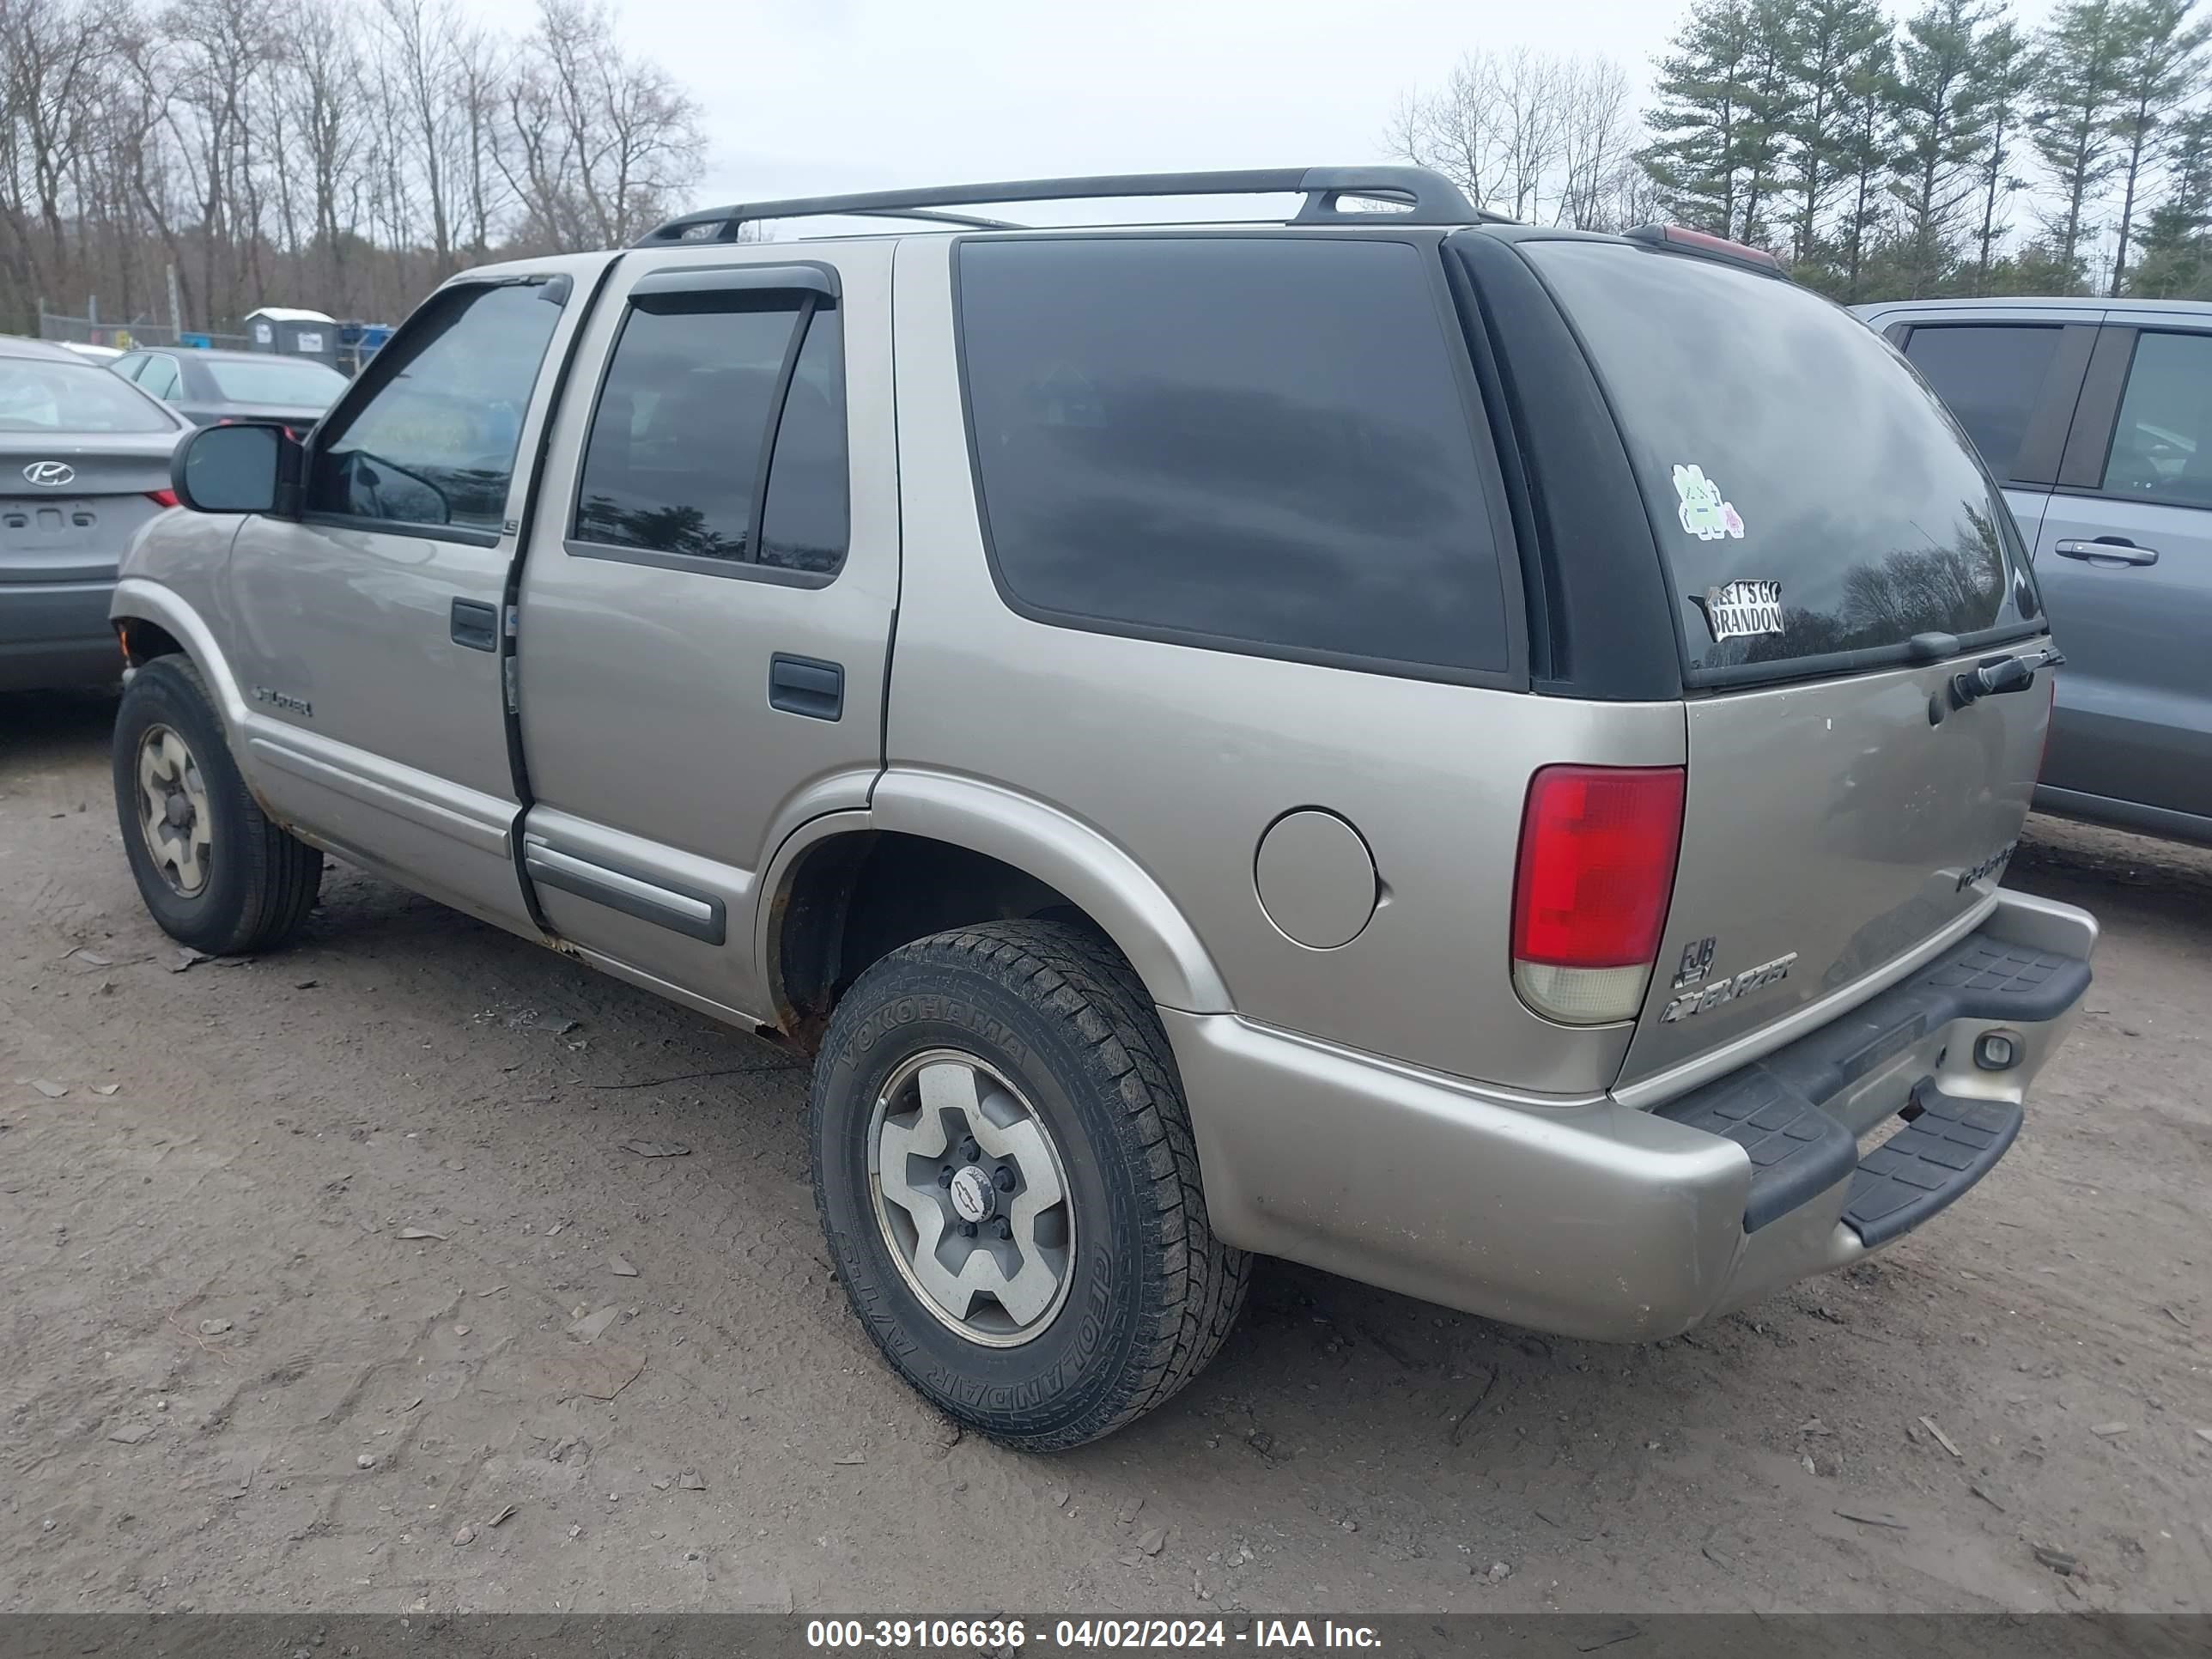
(635, 166, 1496, 246)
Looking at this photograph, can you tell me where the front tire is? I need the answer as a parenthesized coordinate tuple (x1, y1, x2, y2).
(112, 656, 322, 955)
(811, 921, 1249, 1450)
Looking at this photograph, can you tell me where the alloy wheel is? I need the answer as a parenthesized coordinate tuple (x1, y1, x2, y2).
(866, 1048, 1077, 1347)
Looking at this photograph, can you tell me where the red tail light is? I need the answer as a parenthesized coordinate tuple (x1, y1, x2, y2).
(146, 488, 179, 507)
(1511, 765, 1686, 1025)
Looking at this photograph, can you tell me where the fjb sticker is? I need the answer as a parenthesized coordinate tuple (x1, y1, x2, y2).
(1673, 463, 1745, 541)
(1705, 580, 1784, 640)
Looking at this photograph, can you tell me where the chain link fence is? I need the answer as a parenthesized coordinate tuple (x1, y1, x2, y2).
(36, 305, 249, 353)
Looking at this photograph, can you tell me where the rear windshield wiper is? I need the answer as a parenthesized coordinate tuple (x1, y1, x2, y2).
(1948, 646, 2065, 711)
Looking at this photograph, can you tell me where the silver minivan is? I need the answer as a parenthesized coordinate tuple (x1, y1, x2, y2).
(1861, 296, 2212, 846)
(107, 169, 2096, 1449)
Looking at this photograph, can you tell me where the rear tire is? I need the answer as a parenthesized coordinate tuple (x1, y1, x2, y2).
(811, 920, 1249, 1450)
(112, 656, 321, 955)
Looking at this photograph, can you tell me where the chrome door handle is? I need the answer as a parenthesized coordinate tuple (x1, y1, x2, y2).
(2054, 539, 2159, 566)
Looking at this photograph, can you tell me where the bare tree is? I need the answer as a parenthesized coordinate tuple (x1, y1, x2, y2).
(1555, 58, 1638, 229)
(1, 0, 126, 306)
(2, 0, 706, 336)
(376, 0, 459, 274)
(497, 0, 702, 251)
(1388, 47, 1634, 225)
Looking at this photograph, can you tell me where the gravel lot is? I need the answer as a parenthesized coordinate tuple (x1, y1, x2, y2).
(3, 687, 2209, 1615)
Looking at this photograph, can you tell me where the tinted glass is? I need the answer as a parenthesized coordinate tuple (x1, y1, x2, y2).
(574, 301, 800, 562)
(759, 313, 848, 573)
(1902, 325, 2061, 479)
(308, 282, 562, 531)
(2102, 331, 2212, 509)
(0, 358, 178, 434)
(205, 357, 348, 408)
(957, 237, 1510, 673)
(1526, 241, 2034, 677)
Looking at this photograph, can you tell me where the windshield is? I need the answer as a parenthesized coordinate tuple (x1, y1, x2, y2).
(204, 357, 348, 407)
(1523, 240, 2039, 681)
(0, 357, 179, 434)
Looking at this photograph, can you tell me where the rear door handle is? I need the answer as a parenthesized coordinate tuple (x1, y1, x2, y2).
(2054, 538, 2159, 566)
(768, 653, 843, 720)
(450, 599, 498, 651)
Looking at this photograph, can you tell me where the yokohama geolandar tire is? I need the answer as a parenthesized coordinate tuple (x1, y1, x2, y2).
(811, 920, 1250, 1450)
(112, 655, 322, 956)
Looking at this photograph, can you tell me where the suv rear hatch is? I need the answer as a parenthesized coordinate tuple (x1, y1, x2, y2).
(1514, 236, 2054, 1094)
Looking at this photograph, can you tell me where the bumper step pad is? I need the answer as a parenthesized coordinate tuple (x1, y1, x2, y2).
(1655, 923, 2081, 1238)
(1843, 1087, 2022, 1249)
(1655, 1071, 1856, 1232)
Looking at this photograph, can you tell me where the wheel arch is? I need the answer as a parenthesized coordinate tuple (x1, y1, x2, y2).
(759, 775, 1231, 1051)
(111, 579, 251, 742)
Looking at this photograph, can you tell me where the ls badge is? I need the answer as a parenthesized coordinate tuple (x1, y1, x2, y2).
(1661, 951, 1798, 1023)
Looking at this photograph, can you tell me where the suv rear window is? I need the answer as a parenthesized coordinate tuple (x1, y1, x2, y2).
(957, 236, 1511, 677)
(1523, 241, 2041, 681)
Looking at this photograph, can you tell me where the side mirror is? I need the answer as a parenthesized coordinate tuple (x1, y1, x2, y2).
(172, 422, 303, 516)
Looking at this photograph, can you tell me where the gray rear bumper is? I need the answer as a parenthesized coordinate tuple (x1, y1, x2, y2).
(0, 578, 120, 691)
(1168, 887, 2095, 1342)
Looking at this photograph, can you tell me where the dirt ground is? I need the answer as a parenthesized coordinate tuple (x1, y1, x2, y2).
(3, 687, 2209, 1617)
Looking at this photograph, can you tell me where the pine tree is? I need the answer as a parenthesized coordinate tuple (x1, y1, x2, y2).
(2130, 107, 2212, 295)
(1642, 0, 1761, 235)
(1891, 0, 1999, 297)
(1965, 21, 2041, 294)
(1784, 0, 1894, 264)
(2106, 0, 2212, 295)
(2031, 0, 2135, 283)
(1732, 0, 1809, 247)
(1832, 25, 1902, 296)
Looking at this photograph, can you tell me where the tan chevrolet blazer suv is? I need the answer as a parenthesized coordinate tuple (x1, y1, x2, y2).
(106, 167, 2096, 1449)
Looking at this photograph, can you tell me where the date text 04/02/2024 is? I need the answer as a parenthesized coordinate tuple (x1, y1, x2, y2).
(803, 1620, 1384, 1650)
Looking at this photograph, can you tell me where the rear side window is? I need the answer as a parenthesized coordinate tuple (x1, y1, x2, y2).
(2101, 331, 2212, 508)
(137, 356, 182, 401)
(957, 237, 1510, 676)
(1901, 325, 2062, 479)
(1524, 241, 2039, 681)
(572, 288, 848, 577)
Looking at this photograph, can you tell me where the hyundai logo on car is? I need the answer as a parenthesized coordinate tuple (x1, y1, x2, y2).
(22, 460, 76, 487)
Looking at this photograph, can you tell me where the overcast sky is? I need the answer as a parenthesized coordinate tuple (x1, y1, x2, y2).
(471, 0, 2061, 219)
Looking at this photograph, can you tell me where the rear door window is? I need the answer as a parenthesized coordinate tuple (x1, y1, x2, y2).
(2100, 331, 2212, 509)
(956, 236, 1513, 677)
(571, 288, 849, 577)
(1901, 325, 2063, 480)
(1522, 240, 2040, 682)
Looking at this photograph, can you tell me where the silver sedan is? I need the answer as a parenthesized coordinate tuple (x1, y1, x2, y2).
(1, 336, 187, 691)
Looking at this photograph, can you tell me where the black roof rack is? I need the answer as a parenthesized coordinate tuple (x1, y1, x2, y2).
(635, 166, 1497, 246)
